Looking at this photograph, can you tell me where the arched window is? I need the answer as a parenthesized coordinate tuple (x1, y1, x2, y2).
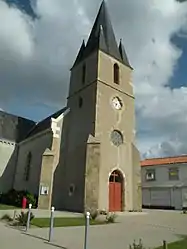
(24, 152, 32, 181)
(109, 170, 123, 183)
(82, 63, 86, 84)
(113, 63, 120, 84)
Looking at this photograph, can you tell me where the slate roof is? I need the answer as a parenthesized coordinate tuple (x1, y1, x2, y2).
(72, 0, 131, 69)
(141, 155, 187, 167)
(26, 107, 67, 138)
(0, 110, 35, 143)
(119, 39, 132, 69)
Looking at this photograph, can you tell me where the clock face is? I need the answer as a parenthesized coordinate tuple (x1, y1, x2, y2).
(112, 97, 122, 110)
(110, 130, 123, 147)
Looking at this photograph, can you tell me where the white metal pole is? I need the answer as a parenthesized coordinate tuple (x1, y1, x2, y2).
(26, 203, 32, 232)
(49, 206, 55, 242)
(84, 211, 90, 249)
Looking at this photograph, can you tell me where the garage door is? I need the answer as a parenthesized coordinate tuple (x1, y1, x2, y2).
(173, 188, 182, 210)
(150, 189, 171, 207)
(142, 188, 151, 206)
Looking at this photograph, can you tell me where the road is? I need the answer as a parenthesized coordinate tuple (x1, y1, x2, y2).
(0, 210, 187, 249)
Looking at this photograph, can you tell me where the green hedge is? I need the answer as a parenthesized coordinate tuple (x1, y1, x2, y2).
(0, 189, 38, 208)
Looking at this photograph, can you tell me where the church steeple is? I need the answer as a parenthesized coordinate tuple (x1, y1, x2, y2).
(119, 39, 132, 69)
(72, 40, 86, 68)
(84, 0, 121, 61)
(71, 0, 131, 69)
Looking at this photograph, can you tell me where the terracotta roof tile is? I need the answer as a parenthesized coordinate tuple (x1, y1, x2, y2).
(141, 155, 187, 167)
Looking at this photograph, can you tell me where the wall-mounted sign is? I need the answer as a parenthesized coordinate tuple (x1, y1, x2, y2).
(40, 186, 49, 195)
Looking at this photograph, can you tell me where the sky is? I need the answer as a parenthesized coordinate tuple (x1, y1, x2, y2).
(1, 0, 187, 159)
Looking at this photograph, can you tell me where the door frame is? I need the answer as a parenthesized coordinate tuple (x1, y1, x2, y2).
(108, 169, 124, 212)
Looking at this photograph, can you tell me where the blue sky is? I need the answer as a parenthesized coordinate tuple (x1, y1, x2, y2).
(1, 0, 187, 157)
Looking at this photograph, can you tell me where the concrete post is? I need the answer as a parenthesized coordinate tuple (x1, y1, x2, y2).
(26, 204, 32, 232)
(163, 240, 168, 249)
(84, 211, 90, 249)
(48, 206, 55, 242)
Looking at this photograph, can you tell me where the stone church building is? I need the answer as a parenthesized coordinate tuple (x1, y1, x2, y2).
(0, 1, 142, 212)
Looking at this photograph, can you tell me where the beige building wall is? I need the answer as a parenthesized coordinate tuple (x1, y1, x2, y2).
(58, 52, 99, 212)
(38, 113, 68, 209)
(60, 49, 141, 212)
(94, 51, 141, 211)
(14, 130, 53, 195)
(0, 139, 18, 193)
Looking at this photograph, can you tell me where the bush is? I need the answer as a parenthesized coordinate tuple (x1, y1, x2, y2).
(129, 239, 146, 249)
(99, 209, 107, 215)
(15, 211, 35, 226)
(130, 239, 147, 249)
(0, 214, 12, 222)
(90, 209, 99, 220)
(105, 212, 117, 223)
(0, 189, 37, 208)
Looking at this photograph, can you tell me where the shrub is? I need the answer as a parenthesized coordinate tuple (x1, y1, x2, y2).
(99, 209, 107, 215)
(26, 193, 37, 208)
(90, 209, 99, 220)
(129, 239, 146, 249)
(15, 211, 35, 226)
(106, 212, 117, 223)
(0, 214, 12, 222)
(0, 189, 37, 208)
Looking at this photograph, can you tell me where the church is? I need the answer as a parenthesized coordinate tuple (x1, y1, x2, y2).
(0, 1, 142, 212)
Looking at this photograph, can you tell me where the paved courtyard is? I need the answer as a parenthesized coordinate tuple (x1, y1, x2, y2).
(1, 210, 187, 249)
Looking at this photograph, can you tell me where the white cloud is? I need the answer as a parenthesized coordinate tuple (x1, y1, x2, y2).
(0, 0, 187, 157)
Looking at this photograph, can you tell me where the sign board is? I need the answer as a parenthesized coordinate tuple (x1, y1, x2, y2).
(40, 186, 49, 195)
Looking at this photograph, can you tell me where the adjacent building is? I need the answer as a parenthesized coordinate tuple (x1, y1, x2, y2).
(141, 156, 187, 210)
(0, 111, 35, 193)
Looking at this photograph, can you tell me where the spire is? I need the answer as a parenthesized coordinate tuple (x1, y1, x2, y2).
(96, 24, 108, 53)
(71, 40, 86, 69)
(71, 1, 132, 68)
(119, 39, 132, 69)
(84, 0, 122, 62)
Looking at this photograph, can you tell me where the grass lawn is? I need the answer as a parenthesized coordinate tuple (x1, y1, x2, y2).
(31, 217, 107, 228)
(155, 238, 187, 249)
(0, 204, 18, 210)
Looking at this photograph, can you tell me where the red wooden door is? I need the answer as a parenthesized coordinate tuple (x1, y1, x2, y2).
(109, 182, 122, 212)
(115, 182, 122, 211)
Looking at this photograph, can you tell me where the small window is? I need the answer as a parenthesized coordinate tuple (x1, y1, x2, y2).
(169, 168, 179, 180)
(69, 184, 75, 196)
(82, 64, 86, 84)
(114, 63, 120, 84)
(24, 152, 32, 181)
(79, 97, 83, 108)
(145, 169, 156, 181)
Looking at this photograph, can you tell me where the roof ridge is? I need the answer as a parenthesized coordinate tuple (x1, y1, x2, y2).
(142, 155, 187, 161)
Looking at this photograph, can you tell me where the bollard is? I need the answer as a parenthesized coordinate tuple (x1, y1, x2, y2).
(48, 206, 55, 242)
(84, 211, 90, 249)
(13, 210, 17, 222)
(163, 240, 168, 249)
(26, 204, 32, 232)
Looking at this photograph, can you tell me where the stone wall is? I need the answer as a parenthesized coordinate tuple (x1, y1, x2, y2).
(14, 130, 53, 195)
(0, 139, 18, 192)
(132, 143, 142, 211)
(37, 149, 54, 209)
(84, 141, 101, 210)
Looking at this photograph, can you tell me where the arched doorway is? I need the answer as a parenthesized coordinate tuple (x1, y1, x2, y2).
(109, 170, 123, 212)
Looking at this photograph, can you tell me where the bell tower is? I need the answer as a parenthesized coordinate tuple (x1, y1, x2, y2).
(59, 0, 142, 212)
